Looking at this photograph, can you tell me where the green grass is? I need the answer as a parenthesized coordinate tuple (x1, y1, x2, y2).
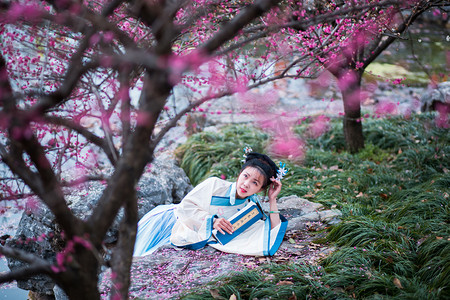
(176, 113, 449, 299)
(175, 125, 269, 186)
(178, 263, 336, 300)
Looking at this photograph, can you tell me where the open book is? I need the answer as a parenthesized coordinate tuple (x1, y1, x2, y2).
(212, 201, 264, 245)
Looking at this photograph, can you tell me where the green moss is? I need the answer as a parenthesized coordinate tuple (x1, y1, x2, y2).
(356, 143, 392, 163)
(364, 62, 430, 85)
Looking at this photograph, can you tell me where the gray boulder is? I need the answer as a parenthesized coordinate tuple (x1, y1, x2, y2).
(421, 81, 450, 112)
(6, 158, 192, 297)
(266, 195, 342, 230)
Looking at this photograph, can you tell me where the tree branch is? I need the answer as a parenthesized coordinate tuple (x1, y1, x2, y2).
(87, 73, 164, 245)
(18, 134, 85, 238)
(152, 53, 317, 147)
(201, 0, 281, 54)
(43, 115, 119, 165)
(0, 54, 83, 238)
(109, 188, 138, 299)
(0, 145, 43, 196)
(363, 0, 433, 68)
(0, 245, 53, 284)
(25, 0, 130, 114)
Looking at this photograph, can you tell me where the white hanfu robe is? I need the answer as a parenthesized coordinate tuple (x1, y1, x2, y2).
(133, 177, 288, 257)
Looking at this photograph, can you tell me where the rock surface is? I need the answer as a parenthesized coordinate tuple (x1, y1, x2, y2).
(97, 195, 341, 299)
(421, 81, 450, 112)
(6, 157, 192, 297)
(262, 195, 342, 230)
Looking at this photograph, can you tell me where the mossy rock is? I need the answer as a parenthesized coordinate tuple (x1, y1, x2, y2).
(365, 62, 429, 86)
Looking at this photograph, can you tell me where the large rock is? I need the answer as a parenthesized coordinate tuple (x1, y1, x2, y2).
(421, 81, 450, 112)
(6, 158, 192, 297)
(262, 195, 342, 231)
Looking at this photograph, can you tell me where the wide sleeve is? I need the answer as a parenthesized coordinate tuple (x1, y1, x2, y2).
(170, 177, 221, 248)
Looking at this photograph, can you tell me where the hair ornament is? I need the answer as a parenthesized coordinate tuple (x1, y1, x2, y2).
(276, 162, 288, 181)
(241, 146, 253, 162)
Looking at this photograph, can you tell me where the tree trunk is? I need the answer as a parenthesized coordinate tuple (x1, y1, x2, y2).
(109, 188, 138, 299)
(341, 74, 364, 153)
(57, 249, 101, 300)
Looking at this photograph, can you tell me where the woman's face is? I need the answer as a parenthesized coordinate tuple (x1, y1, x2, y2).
(236, 166, 265, 199)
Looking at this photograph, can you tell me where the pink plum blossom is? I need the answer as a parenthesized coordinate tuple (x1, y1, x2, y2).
(307, 115, 330, 138)
(269, 136, 305, 160)
(375, 100, 398, 116)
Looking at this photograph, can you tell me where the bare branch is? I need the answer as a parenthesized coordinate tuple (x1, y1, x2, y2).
(87, 73, 164, 245)
(201, 0, 281, 54)
(0, 192, 34, 201)
(61, 175, 108, 187)
(0, 245, 53, 284)
(24, 0, 131, 114)
(119, 72, 132, 147)
(43, 115, 119, 165)
(0, 144, 44, 196)
(90, 81, 120, 164)
(362, 0, 433, 68)
(17, 135, 85, 238)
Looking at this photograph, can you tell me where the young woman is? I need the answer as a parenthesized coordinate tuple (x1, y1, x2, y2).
(133, 152, 288, 257)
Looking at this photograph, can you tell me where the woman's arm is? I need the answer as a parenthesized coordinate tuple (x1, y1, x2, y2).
(267, 177, 281, 229)
(174, 177, 217, 228)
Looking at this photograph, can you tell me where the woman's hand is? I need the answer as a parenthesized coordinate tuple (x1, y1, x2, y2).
(267, 177, 282, 203)
(214, 218, 234, 235)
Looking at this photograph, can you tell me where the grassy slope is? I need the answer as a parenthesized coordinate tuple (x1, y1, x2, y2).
(175, 113, 449, 299)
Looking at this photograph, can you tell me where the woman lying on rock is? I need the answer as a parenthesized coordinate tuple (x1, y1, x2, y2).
(133, 151, 288, 257)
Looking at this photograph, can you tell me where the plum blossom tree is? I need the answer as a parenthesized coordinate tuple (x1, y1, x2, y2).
(316, 0, 447, 152)
(0, 0, 445, 298)
(0, 0, 285, 298)
(249, 0, 447, 152)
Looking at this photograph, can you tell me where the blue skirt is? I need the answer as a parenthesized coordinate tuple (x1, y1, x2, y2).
(133, 204, 177, 257)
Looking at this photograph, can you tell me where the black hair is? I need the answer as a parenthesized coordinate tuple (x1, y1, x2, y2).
(240, 152, 278, 189)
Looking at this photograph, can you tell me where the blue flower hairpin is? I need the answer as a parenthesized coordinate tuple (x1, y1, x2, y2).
(241, 146, 253, 162)
(276, 162, 288, 181)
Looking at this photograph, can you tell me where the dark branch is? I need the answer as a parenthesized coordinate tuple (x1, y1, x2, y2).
(0, 245, 53, 284)
(43, 115, 119, 166)
(201, 0, 281, 54)
(61, 175, 108, 187)
(0, 145, 44, 196)
(363, 0, 433, 68)
(17, 134, 84, 238)
(26, 0, 130, 114)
